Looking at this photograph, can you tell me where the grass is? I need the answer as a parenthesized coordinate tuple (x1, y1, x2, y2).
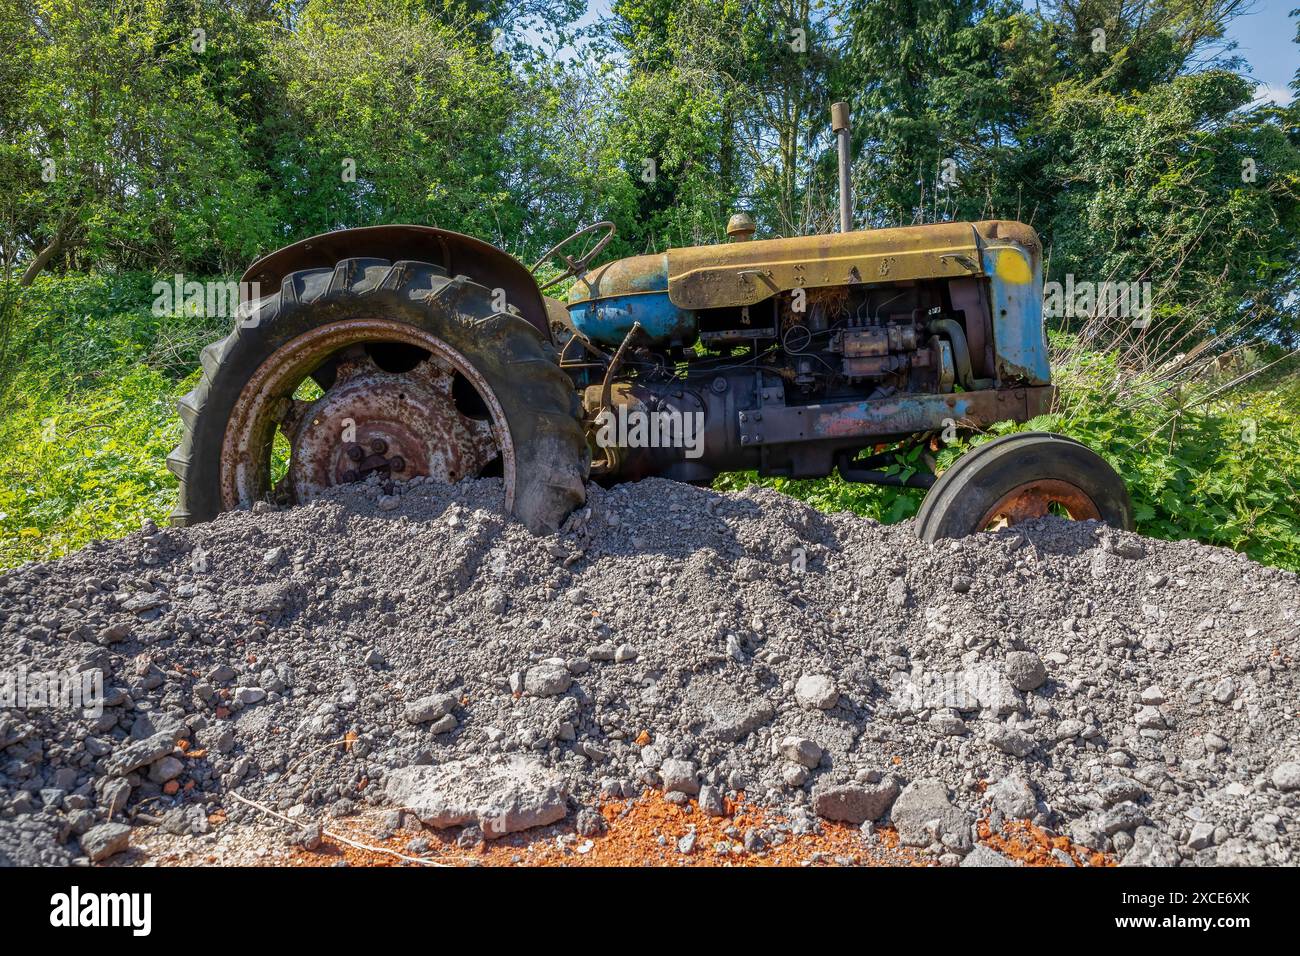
(1, 272, 1297, 571)
(0, 273, 221, 569)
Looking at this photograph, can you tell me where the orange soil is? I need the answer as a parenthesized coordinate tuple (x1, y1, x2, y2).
(281, 790, 1110, 868)
(977, 819, 1114, 867)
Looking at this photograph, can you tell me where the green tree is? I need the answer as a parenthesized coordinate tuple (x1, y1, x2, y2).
(603, 0, 844, 249)
(839, 0, 1300, 343)
(2, 0, 278, 282)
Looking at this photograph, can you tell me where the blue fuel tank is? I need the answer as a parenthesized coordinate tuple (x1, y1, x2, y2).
(566, 253, 695, 347)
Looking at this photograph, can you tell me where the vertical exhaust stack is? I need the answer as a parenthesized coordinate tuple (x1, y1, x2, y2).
(831, 101, 852, 233)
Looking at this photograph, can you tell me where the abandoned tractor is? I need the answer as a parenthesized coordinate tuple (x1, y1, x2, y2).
(168, 109, 1132, 541)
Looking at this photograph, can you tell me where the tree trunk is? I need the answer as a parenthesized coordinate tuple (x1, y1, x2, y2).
(19, 231, 64, 286)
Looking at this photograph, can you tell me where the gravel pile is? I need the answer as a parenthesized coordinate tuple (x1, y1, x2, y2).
(2, 475, 1298, 866)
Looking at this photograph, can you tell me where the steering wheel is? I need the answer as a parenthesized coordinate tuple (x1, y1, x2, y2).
(531, 221, 616, 292)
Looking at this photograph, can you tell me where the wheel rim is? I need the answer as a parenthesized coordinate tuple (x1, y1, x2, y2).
(220, 318, 515, 512)
(976, 478, 1101, 530)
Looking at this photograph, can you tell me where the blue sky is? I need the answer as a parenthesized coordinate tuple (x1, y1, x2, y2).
(1228, 0, 1297, 104)
(529, 0, 1297, 104)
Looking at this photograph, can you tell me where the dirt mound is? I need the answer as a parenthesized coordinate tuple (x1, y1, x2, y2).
(2, 475, 1298, 866)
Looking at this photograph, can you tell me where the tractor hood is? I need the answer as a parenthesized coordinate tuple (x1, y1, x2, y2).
(666, 220, 1039, 310)
(567, 220, 1040, 311)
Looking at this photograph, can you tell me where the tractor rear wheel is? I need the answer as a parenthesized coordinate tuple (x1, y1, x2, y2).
(915, 432, 1132, 542)
(167, 258, 588, 534)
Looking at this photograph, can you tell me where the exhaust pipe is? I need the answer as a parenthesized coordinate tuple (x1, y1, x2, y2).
(831, 101, 852, 233)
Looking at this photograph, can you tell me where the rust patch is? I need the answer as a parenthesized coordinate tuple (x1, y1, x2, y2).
(978, 478, 1101, 530)
(977, 819, 1114, 867)
(276, 800, 1113, 869)
(220, 318, 515, 513)
(666, 221, 998, 310)
(288, 350, 498, 498)
(285, 792, 930, 868)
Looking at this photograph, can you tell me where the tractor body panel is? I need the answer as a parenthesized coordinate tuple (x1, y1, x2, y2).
(664, 220, 984, 310)
(566, 253, 693, 344)
(982, 242, 1051, 385)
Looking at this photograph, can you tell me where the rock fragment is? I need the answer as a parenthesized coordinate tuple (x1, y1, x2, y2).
(384, 758, 569, 838)
(523, 665, 571, 697)
(1003, 651, 1047, 692)
(404, 693, 458, 724)
(660, 759, 701, 796)
(1271, 762, 1300, 792)
(80, 823, 131, 863)
(890, 779, 972, 851)
(794, 674, 839, 710)
(811, 779, 900, 824)
(780, 735, 823, 769)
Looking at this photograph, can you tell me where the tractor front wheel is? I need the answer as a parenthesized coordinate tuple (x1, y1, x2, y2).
(914, 432, 1133, 542)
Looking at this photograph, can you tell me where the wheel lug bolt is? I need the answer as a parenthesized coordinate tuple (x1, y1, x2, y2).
(389, 456, 406, 472)
(370, 438, 388, 454)
(346, 444, 364, 462)
(342, 468, 360, 483)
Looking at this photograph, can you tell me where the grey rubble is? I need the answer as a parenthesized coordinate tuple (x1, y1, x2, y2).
(1, 474, 1298, 867)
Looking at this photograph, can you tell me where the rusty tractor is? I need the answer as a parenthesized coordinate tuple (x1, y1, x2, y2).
(169, 106, 1132, 540)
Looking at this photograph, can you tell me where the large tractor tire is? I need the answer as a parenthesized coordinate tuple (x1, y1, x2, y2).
(915, 431, 1132, 542)
(167, 257, 588, 534)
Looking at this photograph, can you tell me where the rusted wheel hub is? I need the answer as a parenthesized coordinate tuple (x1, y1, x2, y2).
(977, 478, 1101, 531)
(220, 318, 515, 512)
(286, 349, 500, 498)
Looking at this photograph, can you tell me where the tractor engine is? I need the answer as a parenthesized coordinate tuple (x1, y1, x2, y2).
(688, 283, 978, 402)
(561, 220, 1052, 485)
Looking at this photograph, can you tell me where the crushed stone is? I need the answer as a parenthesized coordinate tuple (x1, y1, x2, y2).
(1, 473, 1298, 867)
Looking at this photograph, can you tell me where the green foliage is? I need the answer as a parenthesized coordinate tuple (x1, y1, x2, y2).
(1046, 349, 1300, 569)
(0, 364, 185, 569)
(1043, 69, 1300, 345)
(1, 0, 629, 278)
(845, 0, 1033, 226)
(604, 0, 842, 247)
(2, 273, 227, 390)
(0, 274, 211, 568)
(841, 0, 1300, 344)
(2, 0, 281, 276)
(1, 2, 1298, 573)
(266, 0, 515, 239)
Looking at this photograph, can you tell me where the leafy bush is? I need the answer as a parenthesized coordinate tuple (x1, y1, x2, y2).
(0, 366, 186, 568)
(0, 273, 218, 569)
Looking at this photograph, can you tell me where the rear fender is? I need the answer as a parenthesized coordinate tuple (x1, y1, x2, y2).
(239, 225, 550, 339)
